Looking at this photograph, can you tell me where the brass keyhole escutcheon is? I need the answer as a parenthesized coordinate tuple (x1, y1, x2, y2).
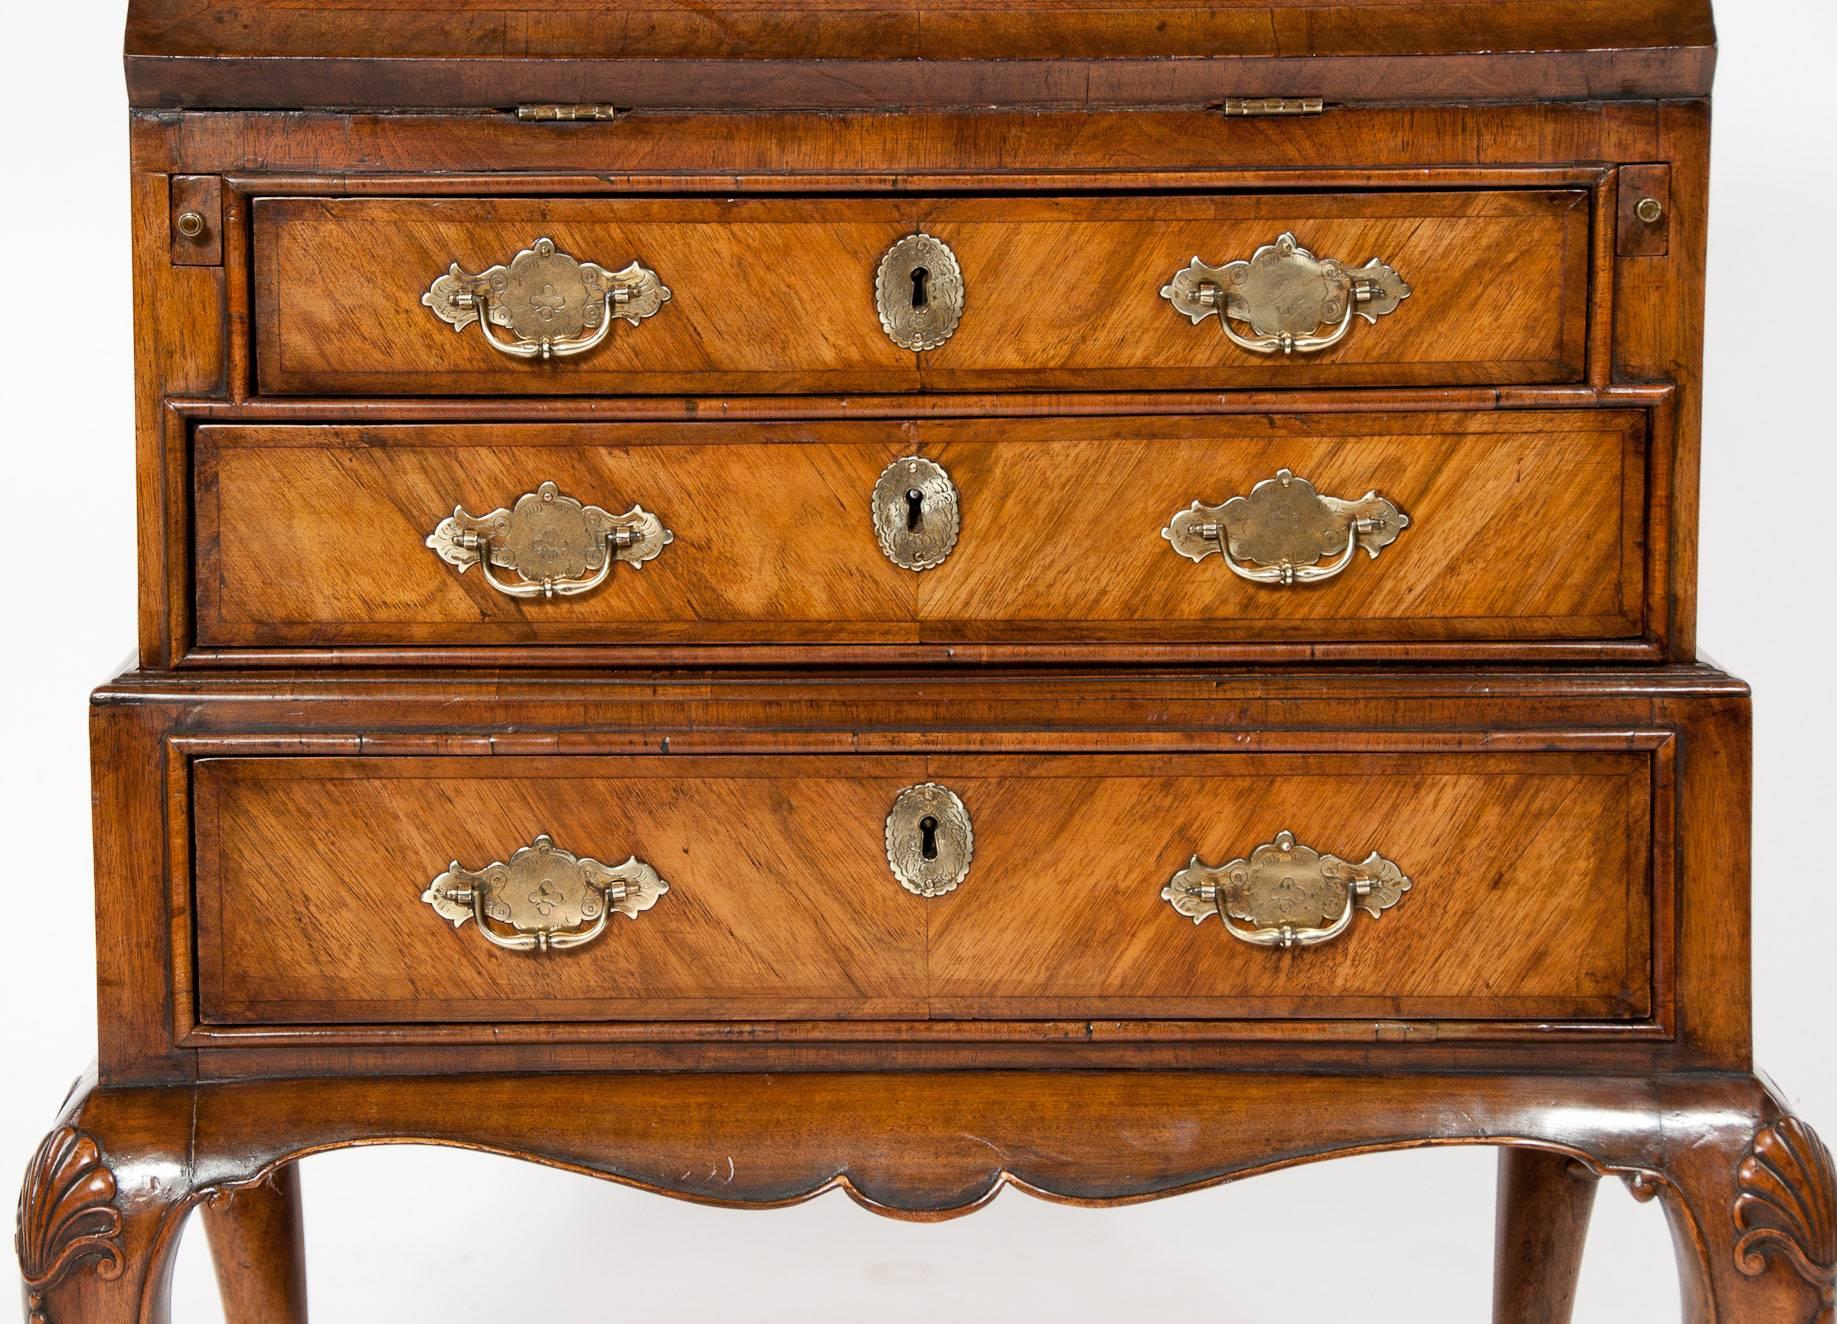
(872, 456, 960, 571)
(875, 233, 964, 351)
(886, 785, 973, 898)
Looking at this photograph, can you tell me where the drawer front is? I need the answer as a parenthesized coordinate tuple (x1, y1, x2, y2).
(252, 190, 1591, 396)
(191, 748, 1655, 1026)
(193, 410, 1649, 654)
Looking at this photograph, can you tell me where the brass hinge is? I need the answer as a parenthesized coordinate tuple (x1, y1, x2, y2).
(516, 103, 623, 122)
(1218, 97, 1325, 117)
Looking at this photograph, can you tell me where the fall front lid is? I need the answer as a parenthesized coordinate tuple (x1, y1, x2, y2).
(124, 0, 1716, 111)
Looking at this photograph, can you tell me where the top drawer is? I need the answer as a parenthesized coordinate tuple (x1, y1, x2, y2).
(252, 190, 1591, 396)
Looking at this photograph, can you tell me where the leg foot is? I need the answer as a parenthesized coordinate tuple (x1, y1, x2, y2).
(202, 1164, 307, 1324)
(15, 1086, 195, 1324)
(1494, 1147, 1600, 1324)
(1643, 1092, 1835, 1323)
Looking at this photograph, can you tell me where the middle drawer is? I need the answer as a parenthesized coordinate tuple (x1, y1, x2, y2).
(192, 409, 1654, 660)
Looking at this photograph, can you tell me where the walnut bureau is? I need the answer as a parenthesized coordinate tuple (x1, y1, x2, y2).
(16, 2, 1835, 1321)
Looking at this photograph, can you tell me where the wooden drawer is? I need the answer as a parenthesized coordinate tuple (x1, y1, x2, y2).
(192, 409, 1653, 659)
(192, 747, 1655, 1027)
(251, 190, 1591, 396)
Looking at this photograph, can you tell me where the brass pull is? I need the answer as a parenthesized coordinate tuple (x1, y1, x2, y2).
(885, 783, 973, 897)
(1162, 830, 1410, 950)
(872, 456, 961, 571)
(1162, 468, 1407, 586)
(426, 480, 672, 599)
(1161, 232, 1410, 355)
(422, 237, 670, 361)
(422, 834, 669, 953)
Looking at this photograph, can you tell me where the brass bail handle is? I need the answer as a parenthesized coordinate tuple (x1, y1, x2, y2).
(426, 481, 673, 600)
(421, 834, 669, 953)
(422, 237, 671, 361)
(1160, 232, 1411, 356)
(1161, 830, 1412, 950)
(1162, 468, 1409, 586)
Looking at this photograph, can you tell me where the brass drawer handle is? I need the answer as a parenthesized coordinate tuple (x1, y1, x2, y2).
(872, 456, 960, 571)
(1162, 830, 1410, 950)
(426, 480, 672, 599)
(1161, 232, 1410, 355)
(422, 237, 670, 361)
(885, 783, 973, 897)
(422, 834, 669, 953)
(1163, 468, 1407, 585)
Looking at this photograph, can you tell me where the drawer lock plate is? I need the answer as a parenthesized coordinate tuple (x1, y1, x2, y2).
(422, 834, 669, 953)
(886, 783, 974, 898)
(1162, 830, 1411, 950)
(872, 456, 960, 571)
(875, 233, 965, 351)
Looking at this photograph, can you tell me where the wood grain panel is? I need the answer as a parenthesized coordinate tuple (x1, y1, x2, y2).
(194, 423, 920, 645)
(191, 748, 1653, 1026)
(920, 191, 1591, 390)
(192, 410, 1647, 651)
(918, 410, 1645, 640)
(925, 752, 1651, 1019)
(252, 190, 1590, 396)
(194, 756, 932, 1023)
(253, 197, 921, 396)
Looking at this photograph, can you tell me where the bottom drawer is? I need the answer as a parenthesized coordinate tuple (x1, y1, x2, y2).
(192, 745, 1656, 1026)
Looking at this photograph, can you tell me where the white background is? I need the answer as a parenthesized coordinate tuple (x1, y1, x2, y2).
(2, 5, 1831, 1320)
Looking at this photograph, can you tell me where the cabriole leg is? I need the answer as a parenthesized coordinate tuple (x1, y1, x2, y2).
(1644, 1102, 1834, 1323)
(15, 1089, 195, 1324)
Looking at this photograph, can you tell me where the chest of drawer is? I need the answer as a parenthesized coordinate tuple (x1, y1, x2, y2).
(190, 745, 1655, 1030)
(190, 407, 1659, 661)
(251, 188, 1592, 396)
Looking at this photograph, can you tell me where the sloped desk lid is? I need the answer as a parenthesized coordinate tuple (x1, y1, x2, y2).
(124, 0, 1716, 111)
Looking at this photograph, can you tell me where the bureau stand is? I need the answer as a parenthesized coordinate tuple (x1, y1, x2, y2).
(24, 1070, 1835, 1322)
(18, 2, 1834, 1320)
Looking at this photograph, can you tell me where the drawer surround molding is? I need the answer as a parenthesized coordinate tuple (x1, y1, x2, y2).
(160, 389, 1682, 668)
(114, 675, 1706, 1076)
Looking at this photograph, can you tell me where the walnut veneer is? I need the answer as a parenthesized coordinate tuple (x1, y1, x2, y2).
(16, 2, 1834, 1321)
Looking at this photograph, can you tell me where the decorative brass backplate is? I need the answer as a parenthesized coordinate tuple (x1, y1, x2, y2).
(875, 233, 965, 351)
(886, 783, 974, 898)
(422, 834, 669, 953)
(426, 480, 672, 599)
(422, 236, 670, 360)
(1162, 830, 1410, 949)
(872, 456, 961, 571)
(1162, 468, 1408, 585)
(1161, 232, 1410, 355)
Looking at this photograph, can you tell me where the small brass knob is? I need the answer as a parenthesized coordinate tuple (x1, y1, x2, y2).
(1635, 197, 1665, 225)
(176, 211, 207, 239)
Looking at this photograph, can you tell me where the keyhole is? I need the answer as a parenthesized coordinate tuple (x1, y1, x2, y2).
(910, 266, 930, 309)
(918, 815, 939, 861)
(905, 487, 925, 533)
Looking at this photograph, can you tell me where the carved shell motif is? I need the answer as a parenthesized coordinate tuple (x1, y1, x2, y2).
(15, 1126, 124, 1322)
(1734, 1117, 1837, 1308)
